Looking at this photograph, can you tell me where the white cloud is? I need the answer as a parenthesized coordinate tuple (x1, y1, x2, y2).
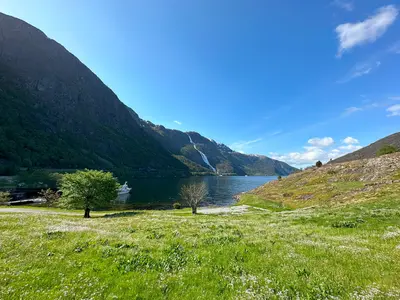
(335, 5, 398, 57)
(339, 144, 362, 151)
(229, 138, 262, 153)
(343, 137, 359, 144)
(173, 120, 182, 125)
(387, 104, 400, 116)
(342, 106, 363, 116)
(308, 137, 334, 147)
(271, 136, 363, 167)
(338, 60, 381, 83)
(389, 96, 400, 101)
(332, 0, 354, 12)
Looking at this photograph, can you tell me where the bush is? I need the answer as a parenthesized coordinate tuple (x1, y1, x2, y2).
(277, 175, 282, 181)
(0, 192, 11, 204)
(173, 202, 182, 209)
(376, 144, 398, 157)
(39, 189, 60, 207)
(316, 161, 323, 168)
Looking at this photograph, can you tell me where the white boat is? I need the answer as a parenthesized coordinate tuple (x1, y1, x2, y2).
(118, 181, 131, 195)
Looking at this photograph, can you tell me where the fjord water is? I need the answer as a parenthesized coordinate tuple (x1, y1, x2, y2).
(119, 176, 277, 208)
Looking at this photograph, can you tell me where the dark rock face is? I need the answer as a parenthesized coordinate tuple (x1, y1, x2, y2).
(0, 12, 189, 178)
(331, 132, 400, 164)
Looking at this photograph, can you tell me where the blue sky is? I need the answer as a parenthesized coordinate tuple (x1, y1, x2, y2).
(1, 0, 400, 167)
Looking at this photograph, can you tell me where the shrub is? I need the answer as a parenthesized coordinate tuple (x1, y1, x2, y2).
(277, 175, 282, 181)
(39, 189, 60, 207)
(376, 144, 398, 157)
(0, 192, 11, 204)
(316, 161, 323, 168)
(173, 202, 182, 209)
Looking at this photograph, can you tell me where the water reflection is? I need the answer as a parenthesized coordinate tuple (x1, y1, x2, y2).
(115, 176, 276, 208)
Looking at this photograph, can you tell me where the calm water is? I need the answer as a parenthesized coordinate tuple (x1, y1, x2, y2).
(117, 176, 276, 208)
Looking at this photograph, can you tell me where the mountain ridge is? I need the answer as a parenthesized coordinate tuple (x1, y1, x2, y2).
(0, 12, 296, 178)
(134, 117, 297, 176)
(0, 12, 189, 178)
(331, 132, 400, 164)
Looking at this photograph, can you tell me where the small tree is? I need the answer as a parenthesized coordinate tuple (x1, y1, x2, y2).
(316, 161, 323, 168)
(0, 192, 11, 205)
(376, 144, 398, 157)
(277, 175, 282, 181)
(59, 169, 119, 218)
(39, 189, 60, 207)
(180, 182, 208, 214)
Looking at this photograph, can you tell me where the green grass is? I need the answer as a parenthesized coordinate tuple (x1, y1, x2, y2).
(1, 195, 400, 299)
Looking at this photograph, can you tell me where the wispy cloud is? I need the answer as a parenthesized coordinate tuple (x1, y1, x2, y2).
(337, 61, 381, 83)
(229, 138, 262, 154)
(335, 5, 398, 57)
(387, 104, 400, 117)
(332, 0, 354, 12)
(342, 106, 363, 116)
(389, 41, 400, 54)
(270, 130, 283, 136)
(173, 120, 182, 125)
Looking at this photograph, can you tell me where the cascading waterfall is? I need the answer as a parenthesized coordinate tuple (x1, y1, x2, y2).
(187, 134, 217, 173)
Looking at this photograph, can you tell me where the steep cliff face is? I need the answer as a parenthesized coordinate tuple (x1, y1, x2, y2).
(0, 12, 189, 178)
(139, 120, 297, 176)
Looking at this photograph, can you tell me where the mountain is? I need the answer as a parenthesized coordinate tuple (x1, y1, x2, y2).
(0, 12, 295, 178)
(133, 117, 297, 176)
(331, 132, 400, 164)
(0, 12, 189, 178)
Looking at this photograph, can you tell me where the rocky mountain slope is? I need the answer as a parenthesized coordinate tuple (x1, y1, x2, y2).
(134, 118, 297, 176)
(240, 152, 400, 209)
(0, 12, 295, 178)
(331, 132, 400, 164)
(0, 12, 189, 178)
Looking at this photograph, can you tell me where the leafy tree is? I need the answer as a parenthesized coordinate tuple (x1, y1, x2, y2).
(59, 169, 119, 218)
(39, 189, 60, 207)
(277, 175, 282, 181)
(376, 144, 398, 157)
(316, 161, 323, 168)
(180, 182, 208, 214)
(0, 192, 11, 204)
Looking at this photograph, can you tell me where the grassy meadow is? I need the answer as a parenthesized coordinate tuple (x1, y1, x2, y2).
(1, 154, 400, 299)
(1, 191, 400, 299)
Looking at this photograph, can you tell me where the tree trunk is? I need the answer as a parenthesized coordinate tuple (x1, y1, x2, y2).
(192, 206, 197, 214)
(84, 208, 90, 218)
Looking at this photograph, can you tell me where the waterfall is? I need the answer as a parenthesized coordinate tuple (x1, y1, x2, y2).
(187, 134, 217, 173)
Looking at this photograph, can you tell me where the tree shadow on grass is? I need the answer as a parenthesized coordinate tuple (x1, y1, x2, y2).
(103, 211, 143, 218)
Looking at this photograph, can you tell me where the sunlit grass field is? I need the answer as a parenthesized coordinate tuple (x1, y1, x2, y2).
(1, 189, 400, 299)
